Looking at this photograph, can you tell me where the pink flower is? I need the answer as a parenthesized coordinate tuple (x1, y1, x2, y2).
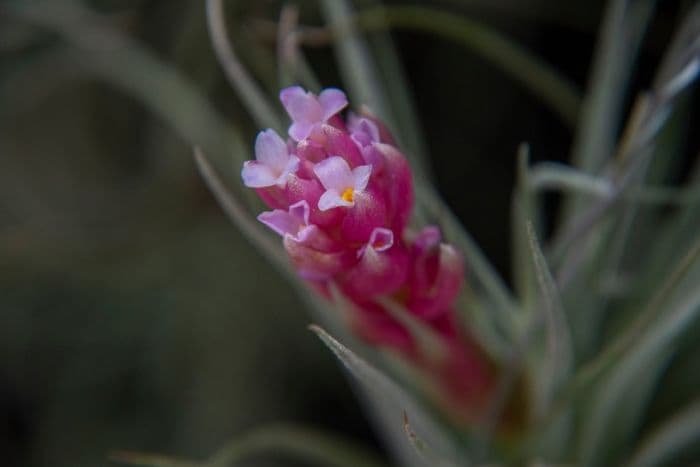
(348, 113, 380, 148)
(313, 156, 372, 211)
(280, 86, 348, 141)
(242, 129, 299, 188)
(258, 200, 311, 239)
(258, 200, 335, 251)
(240, 86, 496, 424)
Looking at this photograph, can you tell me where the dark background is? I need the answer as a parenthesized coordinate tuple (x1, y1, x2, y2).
(0, 0, 690, 465)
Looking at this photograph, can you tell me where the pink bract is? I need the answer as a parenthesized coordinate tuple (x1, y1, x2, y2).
(242, 86, 494, 424)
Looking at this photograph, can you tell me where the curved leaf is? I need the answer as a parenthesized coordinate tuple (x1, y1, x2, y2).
(310, 325, 465, 467)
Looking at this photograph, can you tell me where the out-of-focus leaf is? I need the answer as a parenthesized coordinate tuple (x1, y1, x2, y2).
(355, 5, 581, 127)
(376, 297, 448, 362)
(575, 233, 700, 388)
(275, 5, 322, 91)
(402, 413, 458, 467)
(577, 237, 700, 465)
(627, 399, 700, 467)
(204, 423, 388, 467)
(111, 451, 197, 467)
(318, 0, 392, 129)
(528, 162, 698, 205)
(652, 3, 700, 94)
(525, 222, 573, 416)
(554, 2, 700, 276)
(512, 144, 538, 318)
(310, 325, 466, 467)
(205, 0, 285, 132)
(642, 159, 700, 287)
(112, 424, 387, 467)
(6, 0, 244, 165)
(193, 148, 290, 276)
(318, 0, 432, 177)
(194, 152, 362, 358)
(567, 0, 655, 181)
(354, 0, 430, 173)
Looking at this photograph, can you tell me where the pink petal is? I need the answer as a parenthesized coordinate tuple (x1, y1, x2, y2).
(288, 200, 310, 225)
(413, 226, 441, 253)
(293, 225, 336, 251)
(352, 165, 372, 192)
(273, 155, 300, 186)
(358, 106, 397, 145)
(289, 122, 315, 142)
(348, 114, 380, 147)
(359, 144, 386, 170)
(241, 161, 277, 188)
(367, 227, 394, 252)
(280, 87, 322, 120)
(257, 209, 300, 236)
(254, 129, 289, 169)
(313, 156, 354, 191)
(318, 189, 352, 211)
(318, 88, 348, 120)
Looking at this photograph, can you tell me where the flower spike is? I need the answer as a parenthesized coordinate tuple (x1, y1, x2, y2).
(241, 86, 495, 426)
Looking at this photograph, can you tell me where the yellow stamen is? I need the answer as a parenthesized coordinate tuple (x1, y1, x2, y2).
(341, 187, 354, 203)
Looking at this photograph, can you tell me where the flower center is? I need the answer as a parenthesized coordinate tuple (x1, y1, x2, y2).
(341, 187, 354, 203)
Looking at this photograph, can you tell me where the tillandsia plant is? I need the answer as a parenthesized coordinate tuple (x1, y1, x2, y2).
(9, 0, 700, 466)
(240, 86, 503, 427)
(199, 1, 700, 464)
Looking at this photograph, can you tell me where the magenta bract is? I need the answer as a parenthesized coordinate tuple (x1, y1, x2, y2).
(242, 86, 494, 422)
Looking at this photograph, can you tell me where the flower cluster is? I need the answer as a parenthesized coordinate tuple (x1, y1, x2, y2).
(242, 86, 494, 420)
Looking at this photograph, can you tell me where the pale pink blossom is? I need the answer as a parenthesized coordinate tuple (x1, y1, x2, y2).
(241, 129, 299, 188)
(280, 86, 348, 141)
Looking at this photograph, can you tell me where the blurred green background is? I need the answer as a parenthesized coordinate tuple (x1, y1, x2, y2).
(0, 0, 691, 465)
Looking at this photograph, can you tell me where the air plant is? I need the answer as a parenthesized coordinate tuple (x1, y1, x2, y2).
(201, 1, 700, 464)
(214, 0, 700, 464)
(8, 0, 700, 465)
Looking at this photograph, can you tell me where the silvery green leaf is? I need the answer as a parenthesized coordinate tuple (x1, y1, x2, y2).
(109, 451, 197, 467)
(525, 221, 573, 416)
(402, 413, 459, 467)
(567, 0, 655, 181)
(205, 0, 285, 132)
(6, 0, 245, 165)
(310, 326, 465, 467)
(512, 144, 538, 322)
(203, 423, 388, 467)
(110, 424, 388, 467)
(318, 0, 393, 129)
(376, 297, 448, 363)
(578, 236, 700, 466)
(355, 5, 581, 127)
(626, 399, 700, 467)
